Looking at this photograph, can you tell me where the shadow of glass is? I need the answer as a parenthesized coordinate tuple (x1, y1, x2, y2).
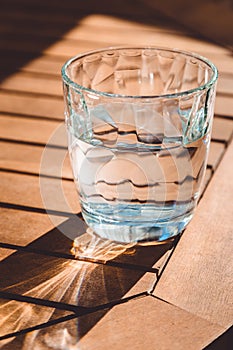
(0, 217, 175, 348)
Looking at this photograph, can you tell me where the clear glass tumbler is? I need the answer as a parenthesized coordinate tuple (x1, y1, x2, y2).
(62, 47, 218, 244)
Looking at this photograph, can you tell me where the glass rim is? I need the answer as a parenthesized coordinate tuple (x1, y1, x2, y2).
(61, 46, 218, 99)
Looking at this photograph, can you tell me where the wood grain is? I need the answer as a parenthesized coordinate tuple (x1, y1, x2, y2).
(0, 0, 232, 347)
(0, 141, 73, 179)
(201, 168, 212, 196)
(0, 207, 54, 247)
(215, 96, 233, 118)
(0, 171, 79, 215)
(79, 296, 224, 350)
(154, 141, 233, 329)
(142, 0, 233, 48)
(207, 142, 225, 171)
(206, 53, 233, 75)
(0, 114, 62, 145)
(1, 72, 62, 97)
(212, 117, 233, 144)
(0, 91, 64, 120)
(217, 73, 233, 96)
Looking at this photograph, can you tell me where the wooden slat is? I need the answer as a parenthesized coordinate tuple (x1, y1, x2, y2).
(0, 15, 187, 40)
(0, 142, 45, 173)
(76, 14, 185, 33)
(3, 284, 223, 349)
(0, 204, 86, 260)
(0, 9, 183, 31)
(215, 96, 233, 118)
(19, 49, 232, 78)
(0, 246, 156, 302)
(0, 92, 63, 120)
(1, 172, 171, 275)
(0, 299, 72, 337)
(0, 115, 62, 145)
(1, 172, 45, 207)
(0, 35, 107, 58)
(0, 248, 16, 262)
(0, 13, 229, 65)
(0, 72, 62, 97)
(1, 170, 78, 210)
(1, 25, 228, 57)
(204, 53, 233, 75)
(142, 0, 233, 48)
(0, 0, 232, 347)
(2, 50, 232, 81)
(0, 8, 84, 25)
(0, 207, 54, 248)
(0, 117, 74, 187)
(0, 71, 230, 101)
(0, 73, 230, 103)
(207, 142, 225, 171)
(2, 56, 230, 100)
(201, 168, 212, 195)
(3, 52, 231, 83)
(0, 298, 72, 346)
(154, 141, 233, 329)
(217, 73, 233, 96)
(79, 296, 224, 350)
(0, 20, 80, 41)
(13, 55, 65, 76)
(0, 0, 171, 20)
(0, 141, 72, 179)
(60, 20, 227, 54)
(0, 171, 80, 252)
(0, 204, 72, 250)
(212, 117, 233, 144)
(0, 306, 91, 350)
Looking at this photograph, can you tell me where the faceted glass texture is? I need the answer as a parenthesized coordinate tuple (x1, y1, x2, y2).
(62, 47, 218, 244)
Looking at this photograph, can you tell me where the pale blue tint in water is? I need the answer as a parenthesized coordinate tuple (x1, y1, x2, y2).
(68, 104, 210, 243)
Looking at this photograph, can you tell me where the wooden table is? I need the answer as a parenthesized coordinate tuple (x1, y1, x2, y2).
(0, 1, 232, 348)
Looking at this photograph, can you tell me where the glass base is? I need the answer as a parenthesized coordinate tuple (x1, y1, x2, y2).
(81, 204, 193, 245)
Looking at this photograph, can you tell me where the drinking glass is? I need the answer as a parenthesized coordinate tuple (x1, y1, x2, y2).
(62, 47, 218, 244)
